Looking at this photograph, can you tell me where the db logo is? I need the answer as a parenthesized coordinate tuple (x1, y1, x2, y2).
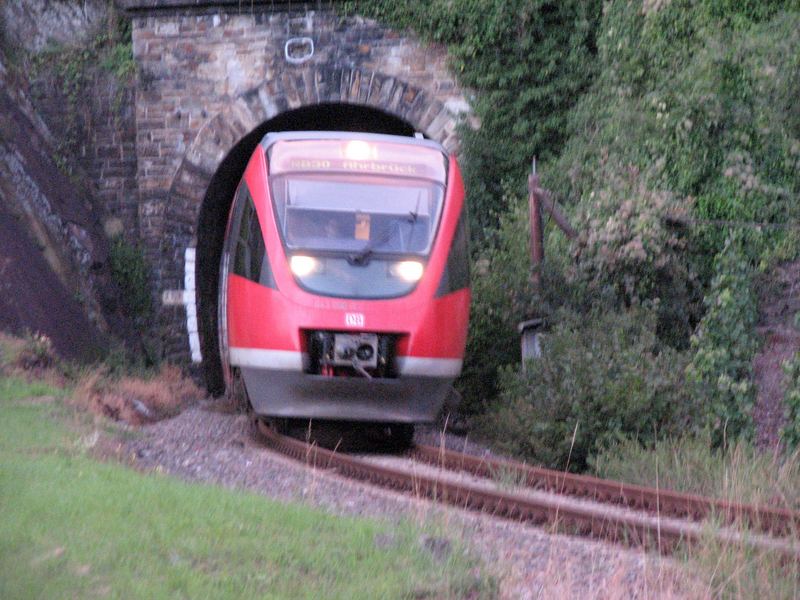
(345, 312, 365, 327)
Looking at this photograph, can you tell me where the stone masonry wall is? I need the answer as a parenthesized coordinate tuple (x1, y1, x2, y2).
(27, 72, 139, 238)
(80, 76, 140, 239)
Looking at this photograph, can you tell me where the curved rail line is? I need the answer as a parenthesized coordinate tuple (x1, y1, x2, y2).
(256, 422, 800, 560)
(410, 443, 800, 536)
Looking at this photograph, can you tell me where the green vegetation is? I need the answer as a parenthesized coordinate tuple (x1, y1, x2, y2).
(593, 431, 800, 509)
(459, 193, 537, 413)
(0, 377, 62, 402)
(554, 0, 800, 462)
(108, 236, 153, 323)
(483, 308, 694, 471)
(364, 1, 800, 466)
(0, 376, 491, 599)
(685, 238, 760, 446)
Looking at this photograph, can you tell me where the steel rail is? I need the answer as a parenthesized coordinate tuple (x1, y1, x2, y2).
(410, 443, 800, 537)
(256, 422, 800, 560)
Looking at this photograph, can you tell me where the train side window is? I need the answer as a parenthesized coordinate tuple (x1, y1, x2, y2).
(435, 208, 470, 297)
(224, 183, 247, 262)
(232, 186, 272, 286)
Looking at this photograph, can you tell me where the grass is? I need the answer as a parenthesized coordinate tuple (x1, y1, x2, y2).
(0, 376, 63, 402)
(0, 377, 492, 599)
(0, 331, 27, 363)
(681, 524, 800, 600)
(592, 433, 800, 599)
(591, 433, 800, 510)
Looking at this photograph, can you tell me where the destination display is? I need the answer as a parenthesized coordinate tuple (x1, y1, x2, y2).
(268, 139, 447, 182)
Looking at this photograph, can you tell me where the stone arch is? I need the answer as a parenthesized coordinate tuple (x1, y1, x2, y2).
(162, 66, 469, 390)
(171, 65, 464, 215)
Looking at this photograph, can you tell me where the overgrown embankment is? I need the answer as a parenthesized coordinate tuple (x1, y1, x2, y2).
(511, 2, 799, 466)
(360, 1, 800, 470)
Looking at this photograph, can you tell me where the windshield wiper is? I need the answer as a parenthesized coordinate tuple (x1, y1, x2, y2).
(348, 233, 386, 265)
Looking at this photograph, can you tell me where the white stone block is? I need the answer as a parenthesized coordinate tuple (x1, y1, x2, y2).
(184, 270, 195, 292)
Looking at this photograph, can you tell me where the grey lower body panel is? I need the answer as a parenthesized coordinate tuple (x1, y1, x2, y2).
(241, 367, 453, 423)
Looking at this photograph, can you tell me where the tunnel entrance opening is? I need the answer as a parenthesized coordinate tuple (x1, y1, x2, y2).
(196, 103, 416, 395)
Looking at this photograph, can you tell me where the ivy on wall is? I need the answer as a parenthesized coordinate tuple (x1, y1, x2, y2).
(345, 0, 603, 233)
(29, 16, 135, 177)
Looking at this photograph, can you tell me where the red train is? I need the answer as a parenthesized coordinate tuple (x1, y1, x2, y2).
(218, 132, 469, 438)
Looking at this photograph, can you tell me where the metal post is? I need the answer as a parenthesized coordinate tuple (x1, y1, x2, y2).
(528, 158, 544, 287)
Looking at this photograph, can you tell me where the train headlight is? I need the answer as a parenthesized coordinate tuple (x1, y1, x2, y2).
(290, 255, 321, 277)
(389, 260, 424, 282)
(343, 140, 374, 161)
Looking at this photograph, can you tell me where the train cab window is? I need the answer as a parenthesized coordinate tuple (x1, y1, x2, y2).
(231, 185, 274, 287)
(271, 174, 443, 257)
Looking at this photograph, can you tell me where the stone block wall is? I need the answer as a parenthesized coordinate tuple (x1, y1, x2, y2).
(80, 76, 140, 239)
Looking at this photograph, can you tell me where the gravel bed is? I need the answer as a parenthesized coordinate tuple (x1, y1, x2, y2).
(414, 423, 505, 459)
(115, 401, 696, 599)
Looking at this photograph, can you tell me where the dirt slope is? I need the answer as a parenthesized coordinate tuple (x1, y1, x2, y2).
(754, 261, 800, 449)
(0, 201, 103, 361)
(0, 56, 135, 361)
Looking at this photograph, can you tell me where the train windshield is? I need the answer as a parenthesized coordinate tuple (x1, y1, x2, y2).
(267, 138, 447, 257)
(265, 137, 448, 299)
(270, 174, 444, 256)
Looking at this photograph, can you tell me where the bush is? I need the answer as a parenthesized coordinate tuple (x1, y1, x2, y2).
(459, 191, 584, 415)
(480, 307, 696, 471)
(554, 5, 800, 279)
(459, 193, 534, 414)
(569, 165, 700, 346)
(685, 237, 759, 447)
(550, 3, 800, 451)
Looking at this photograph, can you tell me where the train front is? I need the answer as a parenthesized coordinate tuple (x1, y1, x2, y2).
(221, 132, 470, 425)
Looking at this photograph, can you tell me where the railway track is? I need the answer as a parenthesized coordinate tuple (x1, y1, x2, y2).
(256, 421, 800, 560)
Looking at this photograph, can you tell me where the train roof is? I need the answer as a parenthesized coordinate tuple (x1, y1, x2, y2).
(259, 131, 447, 155)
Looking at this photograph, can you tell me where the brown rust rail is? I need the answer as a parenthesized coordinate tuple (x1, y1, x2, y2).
(256, 422, 800, 560)
(410, 443, 800, 537)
